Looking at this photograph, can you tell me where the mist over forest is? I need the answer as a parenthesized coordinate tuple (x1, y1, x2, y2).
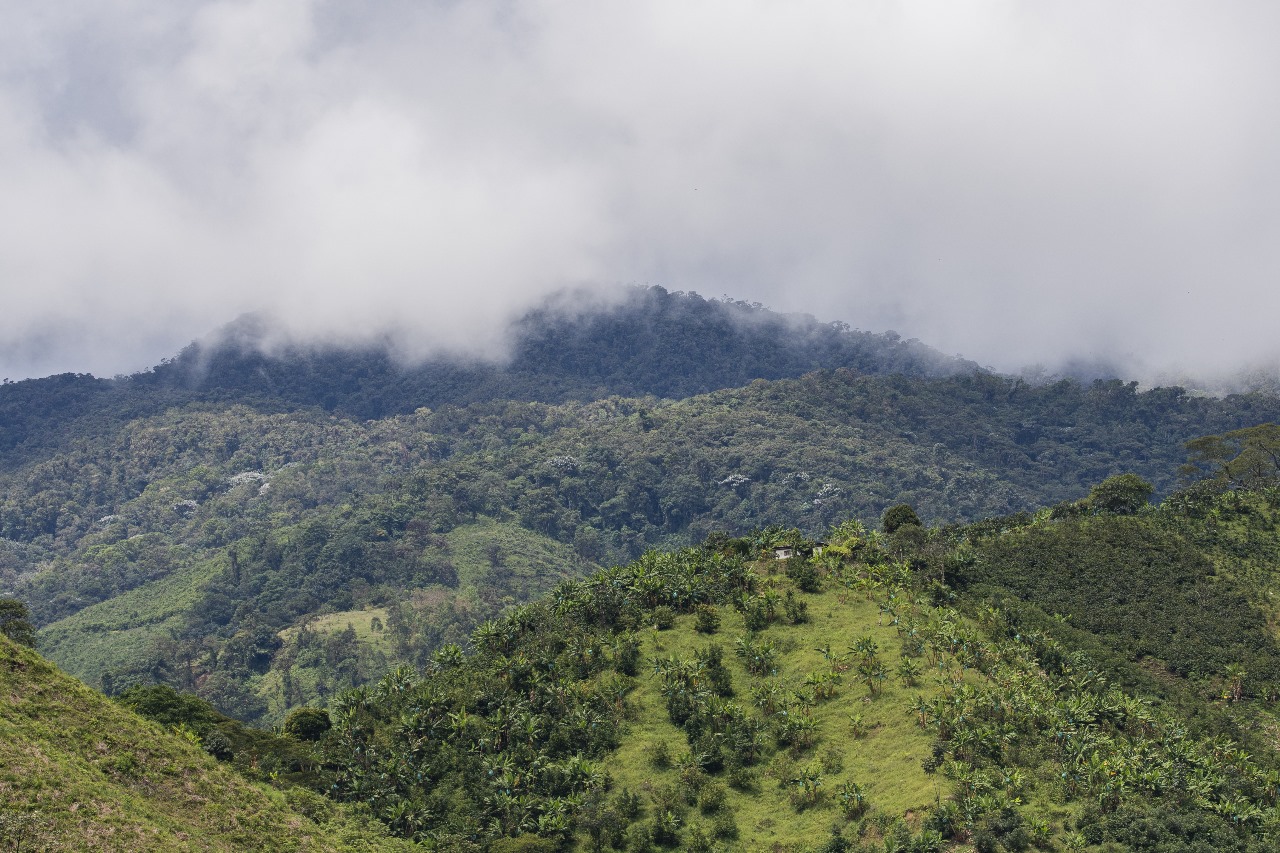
(5, 2, 1280, 386)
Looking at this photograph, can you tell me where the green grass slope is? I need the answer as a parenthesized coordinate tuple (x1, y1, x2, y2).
(0, 633, 409, 852)
(34, 514, 591, 726)
(37, 555, 224, 689)
(602, 567, 948, 850)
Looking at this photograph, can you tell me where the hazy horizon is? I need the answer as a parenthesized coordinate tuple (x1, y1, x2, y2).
(4, 2, 1280, 387)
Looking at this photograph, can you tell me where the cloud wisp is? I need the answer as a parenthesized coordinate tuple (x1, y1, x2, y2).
(2, 1, 1279, 384)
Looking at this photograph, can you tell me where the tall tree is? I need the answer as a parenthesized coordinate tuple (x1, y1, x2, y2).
(1183, 424, 1280, 488)
(0, 598, 36, 647)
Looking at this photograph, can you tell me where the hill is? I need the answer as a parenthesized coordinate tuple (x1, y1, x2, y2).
(0, 631, 408, 852)
(4, 286, 1280, 729)
(306, 484, 1280, 850)
(149, 286, 977, 417)
(8, 459, 1280, 849)
(0, 287, 973, 466)
(4, 372, 1280, 724)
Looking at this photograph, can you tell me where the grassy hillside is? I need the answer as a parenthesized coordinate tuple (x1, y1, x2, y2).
(601, 571, 945, 850)
(0, 632, 408, 852)
(37, 556, 224, 692)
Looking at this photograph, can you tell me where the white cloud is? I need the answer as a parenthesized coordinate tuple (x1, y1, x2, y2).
(2, 1, 1280, 382)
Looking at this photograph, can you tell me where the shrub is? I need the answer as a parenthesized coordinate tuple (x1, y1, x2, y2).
(284, 707, 332, 741)
(711, 809, 739, 840)
(697, 782, 727, 815)
(1088, 473, 1154, 515)
(694, 605, 720, 634)
(202, 730, 234, 761)
(783, 590, 809, 623)
(613, 635, 641, 676)
(650, 740, 673, 770)
(696, 644, 734, 696)
(837, 781, 869, 819)
(882, 503, 922, 534)
(614, 788, 643, 821)
(685, 824, 715, 853)
(785, 561, 821, 593)
(727, 766, 757, 792)
(743, 603, 771, 631)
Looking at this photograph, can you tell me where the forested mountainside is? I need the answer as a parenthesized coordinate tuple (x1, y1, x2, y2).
(2, 332, 1279, 722)
(155, 287, 978, 417)
(0, 287, 974, 465)
(12, 479, 1280, 851)
(3, 367, 1280, 724)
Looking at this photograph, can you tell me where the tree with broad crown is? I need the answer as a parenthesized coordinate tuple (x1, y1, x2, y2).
(284, 706, 333, 741)
(1088, 474, 1154, 515)
(882, 504, 922, 534)
(0, 598, 36, 648)
(1182, 424, 1280, 489)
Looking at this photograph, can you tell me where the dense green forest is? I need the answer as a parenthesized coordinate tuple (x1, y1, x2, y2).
(2, 370, 1278, 722)
(0, 287, 973, 463)
(10, 476, 1280, 850)
(7, 290, 1280, 848)
(4, 291, 1280, 725)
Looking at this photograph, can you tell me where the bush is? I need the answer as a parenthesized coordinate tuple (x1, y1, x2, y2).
(785, 561, 821, 593)
(697, 782, 727, 815)
(727, 766, 757, 792)
(284, 707, 332, 741)
(1088, 473, 1153, 515)
(711, 809, 739, 840)
(613, 635, 641, 676)
(202, 730, 234, 761)
(743, 603, 771, 631)
(694, 605, 720, 634)
(614, 788, 643, 821)
(685, 824, 714, 853)
(882, 503, 922, 534)
(115, 684, 222, 731)
(650, 740, 673, 770)
(783, 590, 809, 623)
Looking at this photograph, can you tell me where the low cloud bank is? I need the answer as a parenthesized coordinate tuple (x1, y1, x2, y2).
(2, 2, 1279, 386)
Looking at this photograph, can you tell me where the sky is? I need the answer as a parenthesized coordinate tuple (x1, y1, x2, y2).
(2, 1, 1280, 384)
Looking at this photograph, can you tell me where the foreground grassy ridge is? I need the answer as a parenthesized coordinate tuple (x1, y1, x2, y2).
(0, 634, 408, 852)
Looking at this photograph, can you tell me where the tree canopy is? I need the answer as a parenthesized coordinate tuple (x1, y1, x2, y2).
(0, 598, 35, 647)
(1183, 423, 1280, 489)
